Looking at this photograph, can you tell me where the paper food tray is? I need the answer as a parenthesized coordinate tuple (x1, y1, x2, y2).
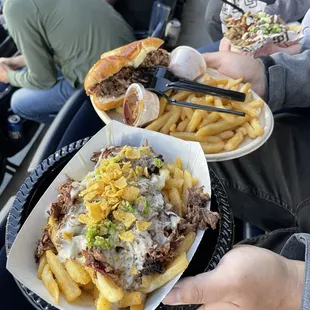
(7, 120, 211, 310)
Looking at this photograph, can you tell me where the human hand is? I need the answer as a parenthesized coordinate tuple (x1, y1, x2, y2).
(203, 51, 265, 97)
(0, 63, 9, 83)
(163, 245, 304, 310)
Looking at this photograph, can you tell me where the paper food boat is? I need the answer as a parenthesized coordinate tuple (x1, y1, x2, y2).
(220, 0, 303, 56)
(7, 121, 211, 310)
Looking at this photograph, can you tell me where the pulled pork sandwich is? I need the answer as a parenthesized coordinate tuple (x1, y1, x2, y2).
(35, 145, 219, 304)
(84, 38, 170, 111)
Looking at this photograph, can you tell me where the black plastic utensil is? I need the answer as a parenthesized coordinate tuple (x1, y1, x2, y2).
(147, 88, 246, 116)
(143, 66, 246, 102)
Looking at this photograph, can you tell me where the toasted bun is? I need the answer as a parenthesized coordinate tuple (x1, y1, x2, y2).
(84, 37, 164, 91)
(91, 94, 124, 111)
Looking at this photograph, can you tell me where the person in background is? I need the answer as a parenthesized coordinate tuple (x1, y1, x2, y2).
(0, 0, 135, 124)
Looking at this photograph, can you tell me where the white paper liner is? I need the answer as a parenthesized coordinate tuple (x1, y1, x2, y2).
(7, 121, 211, 310)
(220, 0, 303, 54)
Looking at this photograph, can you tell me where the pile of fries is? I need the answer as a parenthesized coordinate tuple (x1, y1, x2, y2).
(37, 156, 200, 310)
(116, 74, 264, 154)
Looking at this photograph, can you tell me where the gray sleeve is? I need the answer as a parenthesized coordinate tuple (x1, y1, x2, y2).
(204, 0, 223, 43)
(265, 0, 310, 23)
(281, 233, 310, 310)
(265, 51, 310, 111)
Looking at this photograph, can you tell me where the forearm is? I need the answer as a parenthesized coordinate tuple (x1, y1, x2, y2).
(7, 69, 56, 89)
(263, 51, 310, 110)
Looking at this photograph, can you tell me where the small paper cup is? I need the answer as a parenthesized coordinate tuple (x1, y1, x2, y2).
(123, 83, 160, 127)
(169, 46, 207, 81)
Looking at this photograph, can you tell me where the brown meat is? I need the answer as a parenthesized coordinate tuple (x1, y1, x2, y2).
(35, 224, 57, 263)
(185, 187, 220, 230)
(88, 49, 169, 98)
(82, 249, 121, 285)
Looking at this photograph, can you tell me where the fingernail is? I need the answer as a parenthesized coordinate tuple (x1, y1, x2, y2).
(163, 288, 181, 305)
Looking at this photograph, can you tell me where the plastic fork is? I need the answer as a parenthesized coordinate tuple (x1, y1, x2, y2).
(142, 66, 246, 102)
(147, 88, 245, 116)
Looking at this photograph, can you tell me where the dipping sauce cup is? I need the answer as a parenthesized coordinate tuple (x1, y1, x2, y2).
(169, 46, 207, 81)
(123, 83, 160, 127)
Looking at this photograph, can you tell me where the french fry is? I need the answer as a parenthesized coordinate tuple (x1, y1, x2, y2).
(131, 304, 144, 310)
(219, 130, 234, 140)
(242, 122, 256, 138)
(186, 110, 205, 132)
(183, 107, 194, 119)
(169, 188, 183, 216)
(170, 132, 223, 143)
(165, 178, 184, 190)
(231, 101, 259, 118)
(64, 259, 91, 285)
(182, 170, 192, 207)
(200, 141, 225, 154)
(239, 82, 251, 94)
(203, 136, 223, 143)
(176, 118, 190, 132)
(196, 116, 248, 136)
(97, 293, 111, 310)
(145, 111, 173, 131)
(171, 91, 192, 101)
(165, 104, 174, 111)
(82, 280, 95, 293)
(214, 78, 228, 86)
(190, 95, 207, 105)
(159, 97, 168, 116)
(180, 108, 186, 120)
(170, 123, 177, 132)
(205, 95, 214, 105)
(248, 98, 264, 109)
(224, 132, 244, 151)
(42, 264, 60, 303)
(175, 157, 182, 169)
(236, 126, 248, 136)
(230, 85, 239, 91)
(214, 98, 236, 123)
(115, 106, 123, 115)
(192, 177, 199, 186)
(160, 107, 181, 134)
(46, 250, 81, 302)
(226, 78, 243, 89)
(251, 118, 264, 136)
(119, 292, 144, 308)
(96, 273, 124, 302)
(174, 167, 184, 180)
(140, 252, 189, 293)
(174, 232, 196, 256)
(37, 253, 47, 280)
(201, 112, 221, 126)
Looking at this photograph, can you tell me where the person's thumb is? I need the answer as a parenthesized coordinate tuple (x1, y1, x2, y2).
(202, 52, 223, 70)
(163, 270, 229, 305)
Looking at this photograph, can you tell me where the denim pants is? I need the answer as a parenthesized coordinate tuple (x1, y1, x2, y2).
(10, 77, 77, 124)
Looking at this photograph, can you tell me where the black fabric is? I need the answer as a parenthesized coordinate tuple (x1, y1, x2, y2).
(210, 113, 310, 237)
(57, 100, 103, 150)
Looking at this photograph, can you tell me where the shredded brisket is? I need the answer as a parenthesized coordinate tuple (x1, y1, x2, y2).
(83, 249, 121, 285)
(185, 187, 220, 230)
(35, 224, 57, 263)
(88, 49, 169, 98)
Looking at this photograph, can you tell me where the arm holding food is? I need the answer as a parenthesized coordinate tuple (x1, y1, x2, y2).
(203, 50, 310, 111)
(164, 237, 308, 310)
(264, 0, 310, 23)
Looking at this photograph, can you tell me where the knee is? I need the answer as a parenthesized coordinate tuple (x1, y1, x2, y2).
(10, 89, 28, 116)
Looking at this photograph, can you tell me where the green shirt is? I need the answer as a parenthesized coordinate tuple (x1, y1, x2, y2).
(3, 0, 135, 89)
